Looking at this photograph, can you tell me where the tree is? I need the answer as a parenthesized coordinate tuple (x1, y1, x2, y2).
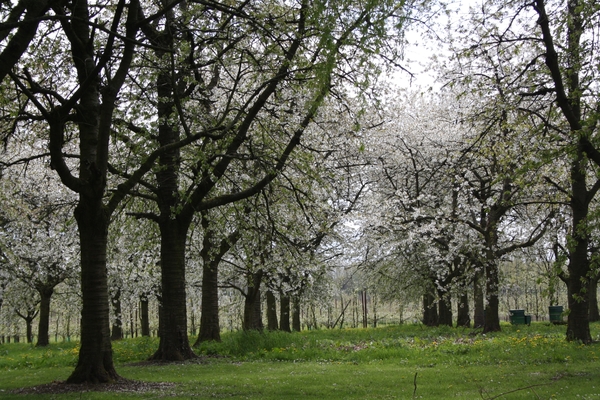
(194, 207, 240, 343)
(0, 161, 78, 346)
(531, 0, 600, 343)
(355, 86, 557, 331)
(355, 90, 474, 327)
(442, 0, 600, 342)
(116, 0, 413, 359)
(106, 211, 161, 340)
(2, 0, 154, 382)
(7, 281, 39, 343)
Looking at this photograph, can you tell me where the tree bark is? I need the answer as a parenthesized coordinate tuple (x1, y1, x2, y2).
(68, 202, 119, 383)
(456, 292, 471, 328)
(483, 258, 501, 333)
(110, 289, 123, 341)
(140, 294, 150, 337)
(473, 270, 485, 328)
(195, 213, 239, 344)
(195, 260, 221, 343)
(243, 271, 263, 331)
(564, 146, 592, 343)
(150, 221, 196, 360)
(279, 294, 291, 332)
(266, 290, 279, 331)
(36, 287, 53, 346)
(292, 297, 301, 332)
(422, 290, 438, 326)
(438, 290, 453, 327)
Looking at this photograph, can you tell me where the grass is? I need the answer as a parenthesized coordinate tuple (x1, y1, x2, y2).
(1, 322, 599, 398)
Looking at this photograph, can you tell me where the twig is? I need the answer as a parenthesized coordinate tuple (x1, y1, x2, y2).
(412, 372, 418, 399)
(480, 383, 551, 399)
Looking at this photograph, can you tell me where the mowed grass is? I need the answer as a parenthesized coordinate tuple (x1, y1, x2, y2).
(0, 322, 599, 399)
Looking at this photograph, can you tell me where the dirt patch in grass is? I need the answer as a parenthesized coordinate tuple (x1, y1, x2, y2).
(10, 357, 226, 395)
(124, 354, 226, 367)
(11, 378, 176, 395)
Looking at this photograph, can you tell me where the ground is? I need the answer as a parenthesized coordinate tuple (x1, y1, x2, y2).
(8, 360, 198, 396)
(11, 379, 175, 395)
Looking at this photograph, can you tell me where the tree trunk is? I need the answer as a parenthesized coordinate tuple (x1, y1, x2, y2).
(438, 290, 453, 327)
(148, 48, 196, 358)
(361, 289, 368, 328)
(195, 214, 239, 344)
(473, 270, 485, 328)
(67, 202, 118, 383)
(292, 297, 301, 331)
(266, 290, 279, 331)
(422, 291, 438, 327)
(36, 287, 53, 347)
(243, 271, 263, 331)
(483, 259, 501, 333)
(565, 149, 592, 343)
(140, 295, 150, 337)
(195, 260, 221, 344)
(280, 294, 291, 332)
(25, 315, 34, 343)
(110, 289, 123, 341)
(457, 292, 471, 328)
(151, 221, 196, 360)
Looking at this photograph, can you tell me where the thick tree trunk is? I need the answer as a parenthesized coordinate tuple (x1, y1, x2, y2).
(243, 271, 263, 331)
(292, 297, 301, 331)
(422, 291, 438, 326)
(266, 290, 279, 331)
(195, 261, 221, 344)
(483, 259, 501, 333)
(36, 287, 53, 346)
(195, 214, 239, 344)
(68, 203, 119, 383)
(148, 40, 196, 358)
(566, 261, 591, 342)
(25, 315, 34, 343)
(565, 150, 592, 343)
(438, 290, 453, 327)
(140, 295, 150, 337)
(565, 228, 591, 342)
(110, 289, 123, 341)
(151, 222, 196, 360)
(473, 270, 485, 328)
(279, 294, 291, 332)
(457, 292, 471, 328)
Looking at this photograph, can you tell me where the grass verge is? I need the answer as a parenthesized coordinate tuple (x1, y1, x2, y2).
(1, 322, 599, 399)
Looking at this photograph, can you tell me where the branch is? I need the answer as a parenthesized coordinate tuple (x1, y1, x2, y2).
(0, 0, 51, 82)
(106, 126, 223, 213)
(126, 212, 160, 223)
(496, 210, 555, 257)
(182, 0, 310, 217)
(533, 0, 581, 131)
(480, 382, 550, 399)
(543, 176, 569, 197)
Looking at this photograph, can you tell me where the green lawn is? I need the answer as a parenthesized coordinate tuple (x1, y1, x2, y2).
(1, 323, 599, 399)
